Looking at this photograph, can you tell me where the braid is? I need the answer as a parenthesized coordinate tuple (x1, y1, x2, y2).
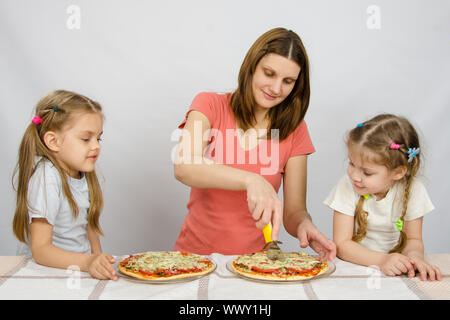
(388, 148, 420, 253)
(352, 196, 368, 242)
(389, 174, 414, 253)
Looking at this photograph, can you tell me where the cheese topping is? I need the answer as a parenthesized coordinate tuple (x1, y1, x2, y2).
(121, 251, 212, 274)
(234, 252, 323, 272)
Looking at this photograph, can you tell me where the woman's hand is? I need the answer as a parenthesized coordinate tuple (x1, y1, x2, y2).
(245, 173, 282, 240)
(297, 219, 336, 261)
(380, 253, 415, 277)
(87, 254, 118, 281)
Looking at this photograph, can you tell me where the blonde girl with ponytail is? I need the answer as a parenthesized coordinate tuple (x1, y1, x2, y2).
(12, 90, 117, 281)
(325, 114, 441, 281)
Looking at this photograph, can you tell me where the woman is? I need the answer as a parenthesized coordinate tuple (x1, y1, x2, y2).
(173, 27, 336, 259)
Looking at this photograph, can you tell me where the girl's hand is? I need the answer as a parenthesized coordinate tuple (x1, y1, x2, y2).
(87, 254, 118, 281)
(245, 173, 282, 240)
(380, 253, 415, 277)
(297, 219, 336, 261)
(407, 256, 442, 281)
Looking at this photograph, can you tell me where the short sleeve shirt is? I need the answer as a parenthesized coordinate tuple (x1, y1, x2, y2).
(16, 157, 91, 255)
(174, 92, 315, 255)
(324, 175, 435, 253)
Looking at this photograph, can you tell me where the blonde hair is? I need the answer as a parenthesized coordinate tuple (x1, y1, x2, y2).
(348, 114, 421, 253)
(13, 89, 104, 243)
(230, 27, 310, 140)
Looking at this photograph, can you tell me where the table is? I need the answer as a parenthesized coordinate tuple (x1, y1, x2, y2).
(0, 253, 449, 300)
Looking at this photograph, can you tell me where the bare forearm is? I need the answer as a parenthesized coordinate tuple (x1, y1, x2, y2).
(87, 226, 103, 254)
(175, 161, 254, 190)
(284, 210, 312, 237)
(401, 239, 424, 259)
(337, 240, 387, 268)
(31, 244, 93, 272)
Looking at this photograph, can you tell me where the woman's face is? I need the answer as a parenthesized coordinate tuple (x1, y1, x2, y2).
(251, 53, 300, 112)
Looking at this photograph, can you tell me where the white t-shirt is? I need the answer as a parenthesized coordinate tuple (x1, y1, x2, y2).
(324, 175, 435, 253)
(16, 157, 91, 255)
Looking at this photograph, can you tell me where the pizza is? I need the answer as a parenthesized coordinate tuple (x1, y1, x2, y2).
(118, 251, 215, 281)
(231, 251, 329, 281)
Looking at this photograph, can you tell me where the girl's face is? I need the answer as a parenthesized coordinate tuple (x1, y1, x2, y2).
(347, 144, 405, 200)
(53, 112, 103, 179)
(251, 53, 300, 113)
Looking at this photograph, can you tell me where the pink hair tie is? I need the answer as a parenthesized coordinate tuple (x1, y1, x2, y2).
(389, 142, 400, 150)
(31, 116, 41, 125)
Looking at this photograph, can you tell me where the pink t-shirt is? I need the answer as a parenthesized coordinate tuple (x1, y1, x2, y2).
(174, 92, 315, 255)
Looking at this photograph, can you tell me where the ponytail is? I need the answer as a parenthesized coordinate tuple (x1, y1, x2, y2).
(12, 123, 80, 243)
(12, 124, 40, 242)
(85, 171, 104, 236)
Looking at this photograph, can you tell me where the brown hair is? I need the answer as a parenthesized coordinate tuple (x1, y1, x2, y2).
(230, 27, 310, 140)
(348, 114, 421, 253)
(13, 89, 104, 243)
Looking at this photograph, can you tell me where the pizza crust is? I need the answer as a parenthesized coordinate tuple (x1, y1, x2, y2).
(118, 263, 214, 281)
(232, 262, 329, 281)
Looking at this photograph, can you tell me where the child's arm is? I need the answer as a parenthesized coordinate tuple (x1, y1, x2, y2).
(30, 218, 117, 280)
(87, 225, 103, 255)
(402, 218, 425, 259)
(333, 211, 386, 266)
(402, 217, 441, 281)
(333, 211, 416, 276)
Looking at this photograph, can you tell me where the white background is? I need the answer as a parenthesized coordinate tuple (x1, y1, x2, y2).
(1, 0, 449, 255)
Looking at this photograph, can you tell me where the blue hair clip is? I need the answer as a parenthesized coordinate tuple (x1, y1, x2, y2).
(407, 147, 420, 163)
(356, 123, 364, 128)
(52, 105, 58, 111)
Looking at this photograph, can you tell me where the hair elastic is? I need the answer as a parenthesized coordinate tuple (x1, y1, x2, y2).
(356, 123, 364, 128)
(395, 218, 403, 232)
(407, 147, 420, 163)
(31, 116, 41, 125)
(389, 142, 400, 150)
(52, 105, 58, 111)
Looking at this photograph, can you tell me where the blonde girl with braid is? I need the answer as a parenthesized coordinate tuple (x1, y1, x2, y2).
(325, 114, 441, 281)
(12, 90, 118, 281)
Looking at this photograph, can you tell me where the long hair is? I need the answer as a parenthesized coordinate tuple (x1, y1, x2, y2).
(230, 27, 311, 141)
(13, 89, 104, 243)
(348, 114, 421, 253)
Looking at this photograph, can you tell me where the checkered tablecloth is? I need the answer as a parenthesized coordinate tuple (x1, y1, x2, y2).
(0, 253, 448, 300)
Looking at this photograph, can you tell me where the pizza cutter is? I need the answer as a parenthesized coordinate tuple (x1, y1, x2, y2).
(262, 223, 283, 260)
